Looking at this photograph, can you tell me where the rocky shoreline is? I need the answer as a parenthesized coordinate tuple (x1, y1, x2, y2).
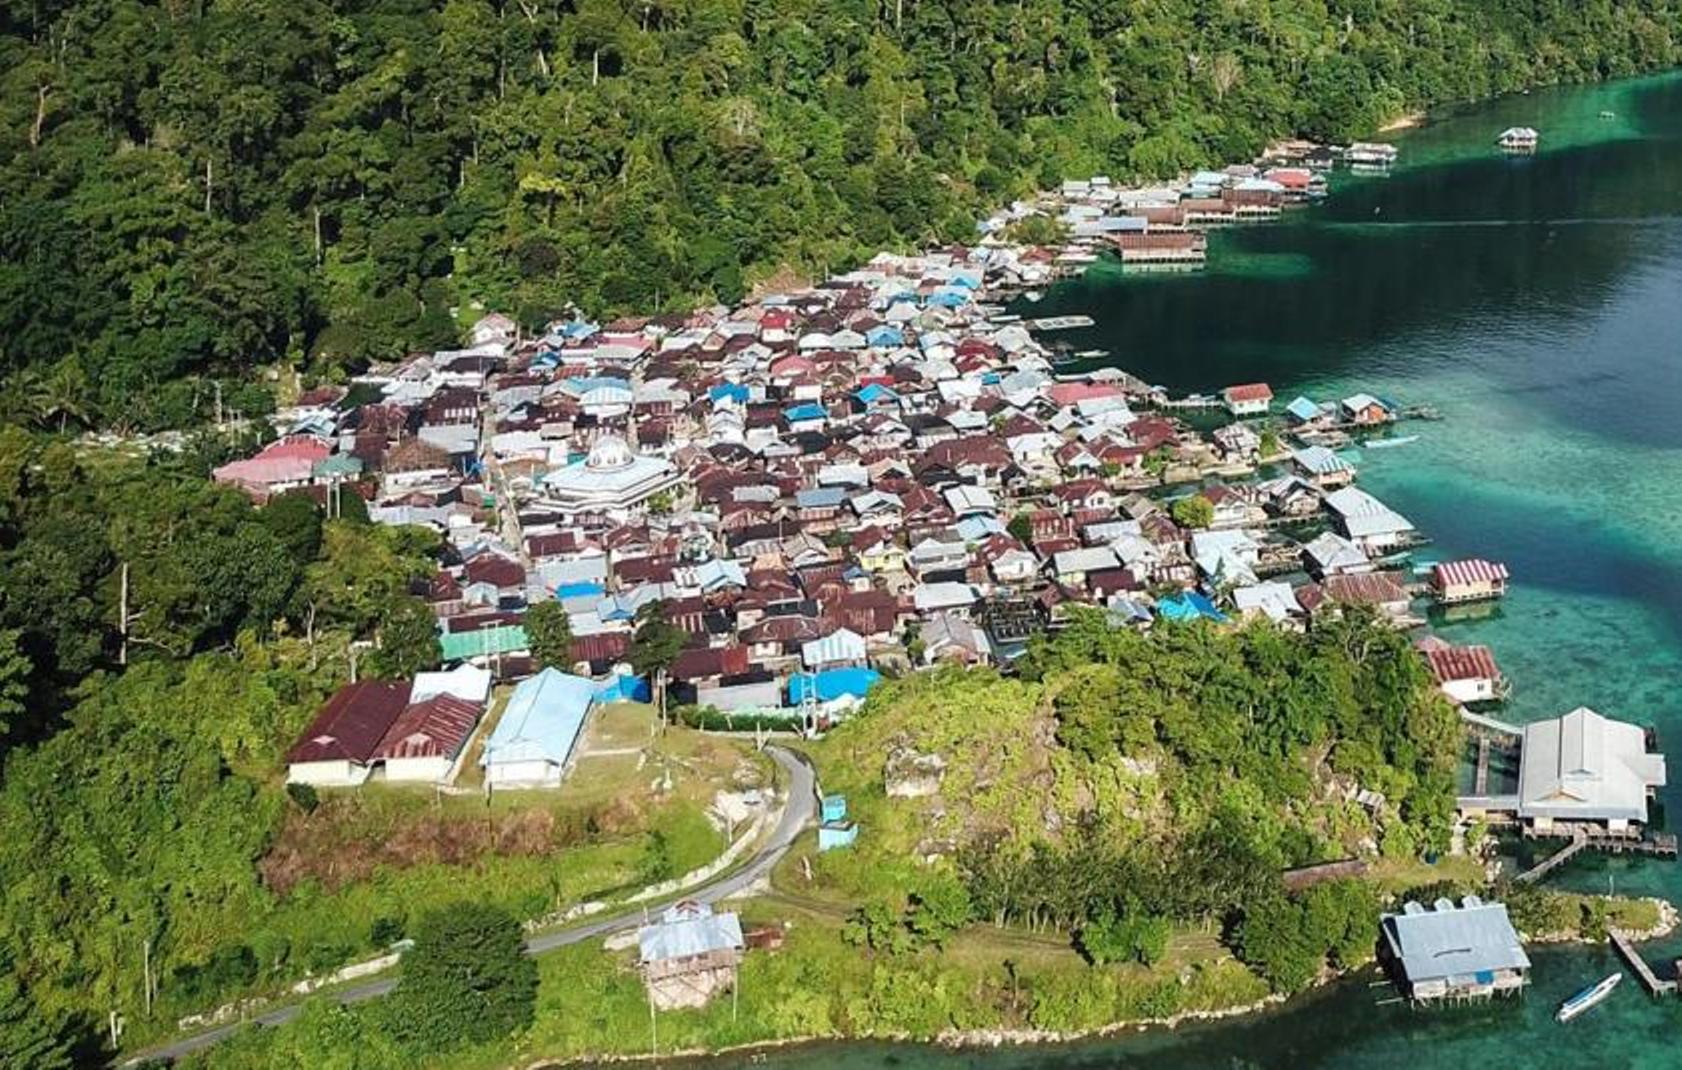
(1525, 895, 1679, 946)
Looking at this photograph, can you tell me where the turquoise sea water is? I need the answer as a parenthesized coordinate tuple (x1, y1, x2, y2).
(689, 72, 1682, 1068)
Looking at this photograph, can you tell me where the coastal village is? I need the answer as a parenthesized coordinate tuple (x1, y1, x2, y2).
(199, 136, 1679, 1021)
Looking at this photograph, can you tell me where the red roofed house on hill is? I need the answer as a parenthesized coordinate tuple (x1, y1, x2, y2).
(285, 681, 412, 786)
(372, 694, 483, 783)
(212, 435, 332, 502)
(1222, 382, 1274, 417)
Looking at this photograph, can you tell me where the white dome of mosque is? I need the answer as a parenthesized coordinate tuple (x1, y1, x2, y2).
(543, 434, 680, 516)
(585, 435, 636, 471)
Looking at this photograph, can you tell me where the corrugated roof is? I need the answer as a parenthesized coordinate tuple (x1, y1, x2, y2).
(638, 902, 744, 963)
(1381, 901, 1529, 984)
(1432, 559, 1509, 588)
(482, 668, 595, 768)
(373, 694, 482, 761)
(1423, 644, 1499, 683)
(287, 682, 411, 764)
(1518, 707, 1666, 823)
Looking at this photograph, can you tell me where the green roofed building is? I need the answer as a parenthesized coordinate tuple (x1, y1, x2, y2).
(439, 624, 528, 662)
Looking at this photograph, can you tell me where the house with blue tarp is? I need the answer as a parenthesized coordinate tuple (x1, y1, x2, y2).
(1156, 591, 1229, 624)
(708, 382, 750, 406)
(595, 673, 650, 704)
(481, 668, 596, 788)
(555, 581, 605, 600)
(818, 793, 858, 851)
(864, 326, 905, 348)
(787, 668, 881, 705)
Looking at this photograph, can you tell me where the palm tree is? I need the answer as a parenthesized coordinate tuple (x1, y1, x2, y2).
(28, 357, 92, 433)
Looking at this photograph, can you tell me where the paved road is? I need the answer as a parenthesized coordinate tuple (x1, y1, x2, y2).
(124, 745, 817, 1065)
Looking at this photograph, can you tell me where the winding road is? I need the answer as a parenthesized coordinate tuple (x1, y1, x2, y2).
(123, 745, 817, 1066)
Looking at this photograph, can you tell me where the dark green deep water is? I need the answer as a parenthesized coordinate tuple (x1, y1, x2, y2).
(694, 73, 1682, 1069)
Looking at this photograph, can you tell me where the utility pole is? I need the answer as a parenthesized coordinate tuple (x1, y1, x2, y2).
(646, 983, 657, 1055)
(143, 938, 153, 1017)
(118, 562, 130, 666)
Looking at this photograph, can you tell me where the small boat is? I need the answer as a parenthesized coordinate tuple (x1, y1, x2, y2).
(1024, 290, 1044, 302)
(1363, 435, 1419, 450)
(1556, 973, 1621, 1023)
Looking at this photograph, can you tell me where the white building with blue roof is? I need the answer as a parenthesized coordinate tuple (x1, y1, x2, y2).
(481, 668, 597, 788)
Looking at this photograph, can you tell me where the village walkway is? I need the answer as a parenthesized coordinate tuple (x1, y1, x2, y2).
(122, 745, 818, 1066)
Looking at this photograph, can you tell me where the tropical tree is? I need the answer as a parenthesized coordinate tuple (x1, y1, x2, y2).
(523, 600, 574, 670)
(387, 902, 537, 1053)
(368, 596, 439, 679)
(0, 971, 75, 1070)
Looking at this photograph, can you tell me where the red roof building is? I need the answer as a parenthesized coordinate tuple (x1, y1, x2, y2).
(286, 682, 412, 784)
(373, 695, 483, 765)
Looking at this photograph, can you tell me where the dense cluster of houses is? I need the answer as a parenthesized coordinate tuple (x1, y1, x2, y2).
(215, 216, 1543, 787)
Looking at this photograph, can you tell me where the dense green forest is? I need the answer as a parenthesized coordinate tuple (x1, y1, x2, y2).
(3, 0, 1680, 427)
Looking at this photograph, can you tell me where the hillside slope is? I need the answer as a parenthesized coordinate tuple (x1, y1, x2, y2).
(4, 1, 1681, 424)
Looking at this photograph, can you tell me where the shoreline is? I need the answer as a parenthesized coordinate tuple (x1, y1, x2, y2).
(533, 897, 1677, 1068)
(1378, 111, 1427, 133)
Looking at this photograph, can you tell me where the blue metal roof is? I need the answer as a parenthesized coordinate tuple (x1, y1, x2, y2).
(855, 383, 899, 404)
(795, 487, 846, 509)
(709, 383, 749, 404)
(555, 581, 605, 600)
(784, 403, 827, 422)
(638, 903, 743, 963)
(1285, 396, 1323, 422)
(482, 668, 595, 768)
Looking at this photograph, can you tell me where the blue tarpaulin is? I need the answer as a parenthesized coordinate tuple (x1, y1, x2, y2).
(595, 674, 651, 704)
(1157, 592, 1229, 623)
(788, 668, 882, 704)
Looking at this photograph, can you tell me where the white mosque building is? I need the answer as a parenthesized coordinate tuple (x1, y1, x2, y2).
(541, 435, 681, 518)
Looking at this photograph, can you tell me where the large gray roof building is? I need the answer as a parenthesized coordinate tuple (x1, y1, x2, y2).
(1380, 896, 1530, 1002)
(1518, 706, 1666, 830)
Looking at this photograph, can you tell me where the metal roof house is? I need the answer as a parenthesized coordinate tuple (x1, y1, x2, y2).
(286, 681, 412, 787)
(637, 901, 745, 1010)
(1380, 896, 1529, 1003)
(481, 668, 597, 788)
(1323, 486, 1417, 552)
(1517, 707, 1666, 833)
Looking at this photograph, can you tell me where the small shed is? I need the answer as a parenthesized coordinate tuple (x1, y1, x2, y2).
(818, 794, 858, 852)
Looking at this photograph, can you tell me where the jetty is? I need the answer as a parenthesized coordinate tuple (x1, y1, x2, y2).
(1610, 930, 1677, 997)
(1514, 828, 1680, 884)
(1515, 833, 1588, 884)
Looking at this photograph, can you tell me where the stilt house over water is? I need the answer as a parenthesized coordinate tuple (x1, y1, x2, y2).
(1380, 896, 1530, 1004)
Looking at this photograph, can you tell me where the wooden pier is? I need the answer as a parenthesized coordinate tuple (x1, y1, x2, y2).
(1513, 828, 1679, 884)
(1610, 930, 1678, 997)
(1515, 833, 1588, 884)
